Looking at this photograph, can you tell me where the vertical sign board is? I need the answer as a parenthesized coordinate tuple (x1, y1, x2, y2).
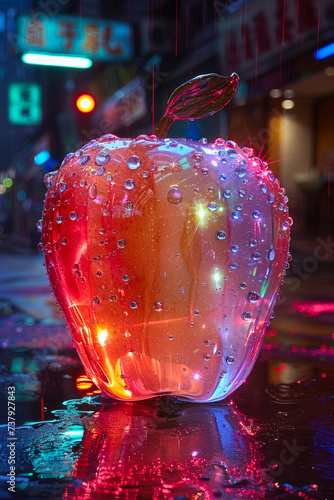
(8, 83, 42, 125)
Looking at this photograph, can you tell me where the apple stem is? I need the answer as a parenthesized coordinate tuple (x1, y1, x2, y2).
(156, 115, 174, 140)
(155, 72, 239, 139)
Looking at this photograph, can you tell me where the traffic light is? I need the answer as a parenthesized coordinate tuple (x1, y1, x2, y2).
(76, 94, 95, 113)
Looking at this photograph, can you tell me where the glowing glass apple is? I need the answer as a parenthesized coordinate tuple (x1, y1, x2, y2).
(40, 73, 291, 401)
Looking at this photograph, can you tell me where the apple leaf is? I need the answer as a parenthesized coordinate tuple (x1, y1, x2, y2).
(156, 72, 239, 139)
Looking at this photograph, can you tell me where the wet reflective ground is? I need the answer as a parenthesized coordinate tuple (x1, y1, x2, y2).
(0, 254, 334, 499)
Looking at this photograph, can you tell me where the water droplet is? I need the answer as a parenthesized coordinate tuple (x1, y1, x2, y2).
(109, 294, 117, 302)
(248, 291, 260, 302)
(124, 201, 133, 211)
(96, 271, 103, 277)
(216, 230, 226, 240)
(261, 183, 268, 194)
(153, 301, 163, 311)
(124, 179, 135, 190)
(93, 297, 101, 305)
(48, 221, 53, 230)
(37, 242, 43, 251)
(238, 189, 245, 198)
(252, 210, 261, 219)
(80, 154, 90, 165)
(194, 309, 200, 315)
(216, 351, 222, 356)
(281, 221, 289, 231)
(36, 220, 42, 232)
(220, 173, 227, 181)
(232, 211, 240, 219)
(142, 171, 149, 178)
(193, 151, 203, 161)
(235, 164, 247, 178)
(167, 186, 183, 204)
(87, 183, 97, 200)
(59, 182, 67, 193)
(221, 158, 227, 164)
(203, 354, 211, 360)
(61, 238, 67, 245)
(208, 201, 218, 212)
(69, 211, 78, 221)
(55, 215, 63, 224)
(201, 167, 209, 175)
(278, 203, 284, 211)
(231, 245, 239, 253)
(127, 155, 141, 170)
(117, 239, 126, 248)
(214, 138, 225, 147)
(227, 149, 237, 158)
(151, 165, 157, 171)
(107, 175, 113, 182)
(268, 193, 275, 203)
(97, 166, 105, 176)
(240, 282, 247, 289)
(130, 301, 138, 309)
(226, 355, 234, 363)
(95, 151, 110, 166)
(269, 249, 275, 261)
(230, 262, 238, 269)
(200, 137, 208, 144)
(122, 275, 129, 282)
(80, 179, 87, 187)
(224, 190, 231, 199)
(242, 311, 252, 320)
(236, 203, 243, 211)
(252, 251, 261, 260)
(169, 335, 174, 340)
(43, 172, 57, 189)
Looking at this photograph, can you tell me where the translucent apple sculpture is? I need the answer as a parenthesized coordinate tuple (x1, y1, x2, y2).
(41, 73, 291, 402)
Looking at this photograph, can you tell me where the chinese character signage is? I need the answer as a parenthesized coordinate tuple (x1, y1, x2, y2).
(8, 83, 42, 125)
(217, 0, 331, 76)
(98, 77, 147, 131)
(16, 15, 133, 61)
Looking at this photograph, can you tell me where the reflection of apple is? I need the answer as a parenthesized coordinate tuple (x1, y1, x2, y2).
(41, 74, 290, 401)
(65, 401, 263, 499)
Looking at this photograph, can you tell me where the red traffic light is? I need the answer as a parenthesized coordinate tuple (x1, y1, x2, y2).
(76, 94, 95, 113)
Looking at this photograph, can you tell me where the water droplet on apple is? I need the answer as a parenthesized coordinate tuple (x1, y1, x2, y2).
(242, 311, 252, 320)
(231, 245, 239, 253)
(122, 275, 129, 282)
(223, 190, 231, 199)
(142, 171, 149, 178)
(281, 221, 289, 230)
(230, 262, 238, 269)
(37, 242, 43, 251)
(96, 271, 103, 277)
(87, 183, 97, 200)
(261, 183, 268, 194)
(226, 356, 234, 363)
(194, 309, 199, 315)
(69, 211, 78, 221)
(127, 155, 141, 170)
(43, 172, 57, 189)
(268, 193, 275, 203)
(130, 301, 138, 309)
(167, 187, 183, 204)
(232, 211, 240, 219)
(169, 335, 174, 340)
(248, 291, 259, 302)
(97, 166, 105, 176)
(95, 151, 110, 166)
(252, 210, 261, 219)
(109, 295, 117, 302)
(203, 354, 211, 360)
(220, 173, 227, 181)
(216, 230, 226, 240)
(200, 137, 208, 144)
(124, 179, 135, 190)
(227, 149, 237, 158)
(59, 182, 67, 192)
(56, 215, 63, 224)
(252, 251, 261, 260)
(117, 239, 126, 248)
(193, 151, 203, 161)
(93, 297, 101, 305)
(214, 138, 225, 147)
(80, 155, 90, 165)
(153, 301, 164, 311)
(240, 282, 247, 289)
(235, 164, 247, 178)
(36, 220, 42, 232)
(269, 249, 275, 261)
(250, 239, 257, 247)
(201, 167, 209, 175)
(124, 201, 133, 211)
(208, 202, 218, 212)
